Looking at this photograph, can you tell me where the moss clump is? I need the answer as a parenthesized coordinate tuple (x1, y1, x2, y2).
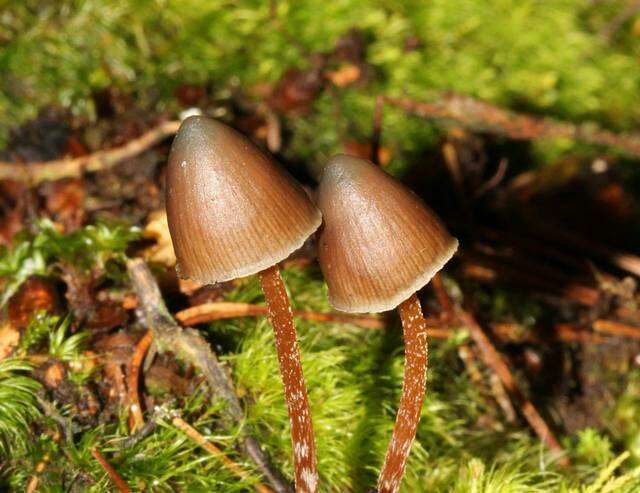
(3, 1, 640, 168)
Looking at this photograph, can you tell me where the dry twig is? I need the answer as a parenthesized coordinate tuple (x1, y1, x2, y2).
(371, 95, 385, 165)
(458, 344, 517, 422)
(91, 448, 132, 493)
(593, 319, 640, 340)
(171, 416, 274, 493)
(0, 120, 180, 185)
(175, 301, 385, 329)
(383, 94, 640, 158)
(127, 330, 153, 432)
(431, 273, 453, 318)
(457, 309, 569, 465)
(600, 0, 640, 40)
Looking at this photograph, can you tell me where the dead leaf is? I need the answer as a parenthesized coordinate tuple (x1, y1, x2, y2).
(41, 178, 86, 232)
(44, 362, 66, 389)
(8, 277, 59, 330)
(178, 278, 205, 297)
(0, 320, 20, 360)
(86, 300, 128, 331)
(143, 209, 176, 267)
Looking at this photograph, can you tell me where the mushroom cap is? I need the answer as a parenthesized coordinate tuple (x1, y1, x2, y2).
(317, 155, 458, 313)
(166, 116, 322, 283)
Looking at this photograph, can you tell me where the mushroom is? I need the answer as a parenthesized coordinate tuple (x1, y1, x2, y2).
(165, 116, 321, 493)
(316, 155, 458, 493)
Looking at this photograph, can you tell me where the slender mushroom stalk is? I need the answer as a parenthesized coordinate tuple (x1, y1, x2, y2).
(316, 155, 458, 493)
(378, 294, 428, 493)
(259, 265, 317, 492)
(165, 116, 320, 492)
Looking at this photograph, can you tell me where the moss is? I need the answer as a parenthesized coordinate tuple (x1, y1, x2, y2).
(3, 1, 640, 490)
(3, 1, 640, 170)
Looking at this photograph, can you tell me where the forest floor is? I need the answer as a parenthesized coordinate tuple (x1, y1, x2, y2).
(2, 1, 640, 492)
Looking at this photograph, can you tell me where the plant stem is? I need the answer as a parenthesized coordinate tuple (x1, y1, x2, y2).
(171, 416, 274, 493)
(91, 448, 132, 493)
(259, 264, 318, 493)
(127, 330, 153, 432)
(377, 293, 428, 493)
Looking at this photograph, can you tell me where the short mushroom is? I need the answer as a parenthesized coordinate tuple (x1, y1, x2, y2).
(316, 155, 458, 493)
(165, 116, 321, 493)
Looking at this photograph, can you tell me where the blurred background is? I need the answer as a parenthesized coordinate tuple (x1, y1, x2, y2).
(2, 1, 640, 491)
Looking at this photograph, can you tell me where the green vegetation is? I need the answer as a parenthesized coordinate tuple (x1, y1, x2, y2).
(2, 1, 640, 491)
(0, 227, 638, 491)
(3, 1, 640, 168)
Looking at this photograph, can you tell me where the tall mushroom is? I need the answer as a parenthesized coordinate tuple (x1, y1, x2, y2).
(316, 155, 458, 493)
(165, 116, 321, 493)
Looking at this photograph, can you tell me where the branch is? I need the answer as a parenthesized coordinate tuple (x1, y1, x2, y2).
(91, 448, 132, 493)
(126, 258, 292, 493)
(600, 0, 640, 40)
(371, 95, 385, 165)
(383, 94, 640, 158)
(592, 319, 640, 339)
(127, 330, 153, 432)
(171, 416, 274, 493)
(0, 120, 180, 185)
(457, 344, 517, 422)
(457, 309, 569, 466)
(175, 301, 385, 329)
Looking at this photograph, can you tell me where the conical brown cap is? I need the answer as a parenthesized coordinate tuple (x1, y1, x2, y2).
(317, 155, 458, 313)
(166, 116, 322, 283)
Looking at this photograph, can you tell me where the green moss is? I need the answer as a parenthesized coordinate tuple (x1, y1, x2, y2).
(3, 1, 640, 168)
(3, 2, 640, 490)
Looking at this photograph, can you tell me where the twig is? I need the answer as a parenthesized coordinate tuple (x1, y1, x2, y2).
(0, 120, 180, 185)
(177, 301, 632, 344)
(441, 138, 470, 214)
(457, 309, 569, 466)
(600, 0, 640, 40)
(473, 158, 508, 198)
(118, 416, 158, 452)
(431, 273, 453, 318)
(383, 94, 640, 158)
(126, 258, 292, 493)
(104, 359, 128, 408)
(553, 324, 607, 344)
(91, 448, 132, 493)
(175, 301, 385, 329)
(525, 219, 640, 278)
(592, 319, 640, 340)
(127, 330, 153, 432)
(491, 322, 607, 345)
(371, 95, 384, 165)
(459, 253, 600, 306)
(488, 372, 518, 423)
(458, 344, 517, 422)
(36, 394, 76, 443)
(475, 226, 589, 273)
(171, 416, 274, 493)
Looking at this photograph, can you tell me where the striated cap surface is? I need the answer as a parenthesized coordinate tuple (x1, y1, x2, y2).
(317, 155, 458, 313)
(166, 116, 322, 283)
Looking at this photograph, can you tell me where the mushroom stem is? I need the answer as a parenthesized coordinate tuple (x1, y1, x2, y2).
(377, 293, 429, 493)
(259, 265, 318, 493)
